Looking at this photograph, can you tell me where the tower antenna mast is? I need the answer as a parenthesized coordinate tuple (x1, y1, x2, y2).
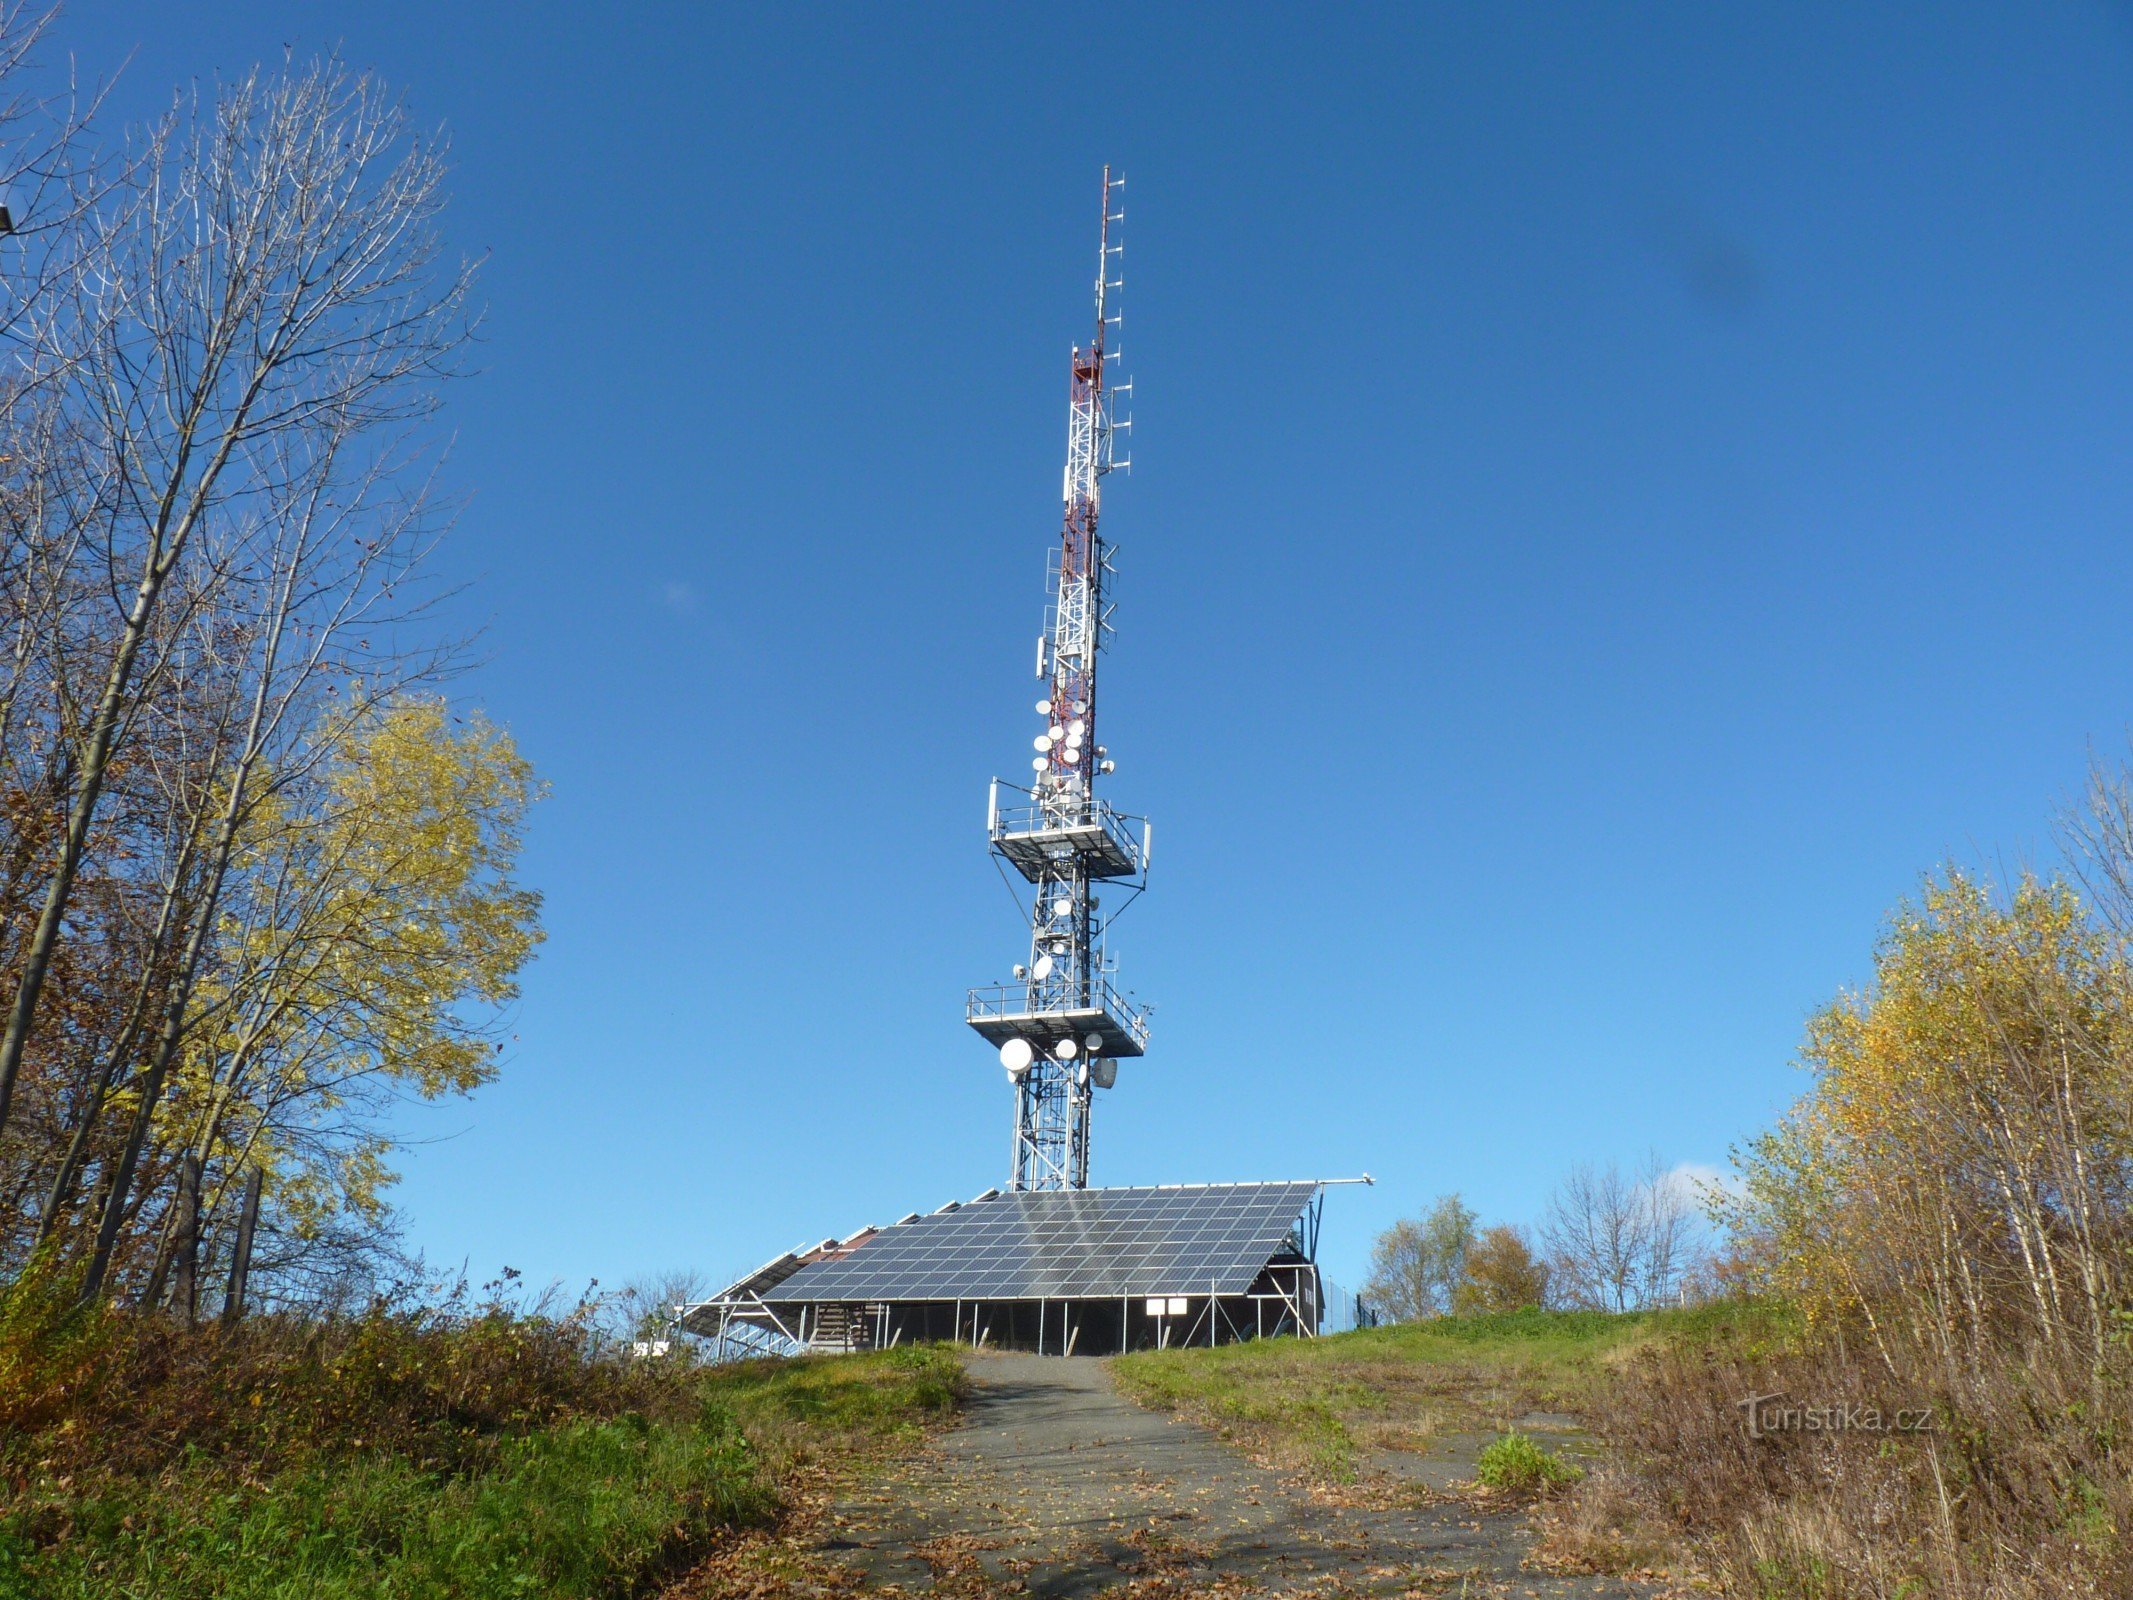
(966, 168, 1149, 1190)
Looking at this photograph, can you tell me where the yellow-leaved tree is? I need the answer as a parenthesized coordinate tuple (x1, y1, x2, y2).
(150, 696, 543, 1294)
(1725, 870, 2133, 1384)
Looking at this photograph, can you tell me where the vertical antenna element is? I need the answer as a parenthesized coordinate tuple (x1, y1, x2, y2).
(966, 168, 1150, 1191)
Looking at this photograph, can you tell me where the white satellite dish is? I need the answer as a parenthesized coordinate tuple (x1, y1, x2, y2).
(1033, 734, 1052, 752)
(1062, 748, 1079, 763)
(1053, 898, 1074, 918)
(1054, 1037, 1079, 1059)
(1075, 1062, 1090, 1087)
(1091, 1057, 1118, 1089)
(999, 1038, 1034, 1075)
(1069, 719, 1085, 736)
(1036, 699, 1052, 715)
(1032, 953, 1054, 981)
(1031, 757, 1047, 771)
(1084, 1032, 1103, 1051)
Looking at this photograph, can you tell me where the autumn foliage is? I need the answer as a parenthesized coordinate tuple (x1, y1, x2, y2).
(0, 44, 541, 1312)
(1581, 763, 2133, 1597)
(0, 1273, 963, 1599)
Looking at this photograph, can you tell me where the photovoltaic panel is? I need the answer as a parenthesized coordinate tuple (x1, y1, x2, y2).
(765, 1182, 1320, 1303)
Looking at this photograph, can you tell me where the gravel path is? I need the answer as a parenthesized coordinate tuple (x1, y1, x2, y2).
(811, 1352, 1654, 1598)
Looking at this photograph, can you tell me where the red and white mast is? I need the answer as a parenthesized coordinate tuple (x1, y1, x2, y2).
(967, 169, 1149, 1190)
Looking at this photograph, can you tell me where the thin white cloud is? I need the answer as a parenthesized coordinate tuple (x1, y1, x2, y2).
(1665, 1160, 1743, 1207)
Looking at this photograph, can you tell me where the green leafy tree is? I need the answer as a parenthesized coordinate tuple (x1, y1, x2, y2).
(1362, 1194, 1477, 1321)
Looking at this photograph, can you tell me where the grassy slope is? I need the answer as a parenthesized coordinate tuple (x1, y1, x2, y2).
(0, 1344, 962, 1600)
(1111, 1305, 1753, 1481)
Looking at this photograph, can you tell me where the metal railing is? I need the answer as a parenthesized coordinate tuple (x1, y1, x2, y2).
(965, 975, 1151, 1049)
(987, 787, 1146, 873)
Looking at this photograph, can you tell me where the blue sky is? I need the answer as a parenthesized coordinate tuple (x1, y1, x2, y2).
(60, 2, 2133, 1295)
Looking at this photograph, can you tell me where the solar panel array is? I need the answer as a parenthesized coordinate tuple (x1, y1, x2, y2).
(767, 1182, 1320, 1303)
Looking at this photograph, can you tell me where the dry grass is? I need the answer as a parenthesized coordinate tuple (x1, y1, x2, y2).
(1, 1300, 671, 1483)
(0, 1273, 965, 1599)
(1152, 1298, 2133, 1596)
(1111, 1306, 1704, 1482)
(1555, 1306, 2133, 1598)
(1532, 1466, 1680, 1578)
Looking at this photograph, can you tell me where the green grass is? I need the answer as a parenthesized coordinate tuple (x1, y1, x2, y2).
(701, 1342, 963, 1446)
(0, 1345, 962, 1600)
(1111, 1305, 1758, 1481)
(1475, 1428, 1584, 1491)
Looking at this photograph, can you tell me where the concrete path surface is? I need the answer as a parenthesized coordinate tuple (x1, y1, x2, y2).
(812, 1352, 1653, 1598)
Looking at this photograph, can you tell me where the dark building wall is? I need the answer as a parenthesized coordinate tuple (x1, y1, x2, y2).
(828, 1292, 1312, 1355)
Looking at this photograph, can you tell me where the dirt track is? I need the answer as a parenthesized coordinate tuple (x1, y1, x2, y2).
(809, 1352, 1653, 1598)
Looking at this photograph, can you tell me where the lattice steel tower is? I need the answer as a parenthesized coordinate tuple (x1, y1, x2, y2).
(966, 168, 1151, 1191)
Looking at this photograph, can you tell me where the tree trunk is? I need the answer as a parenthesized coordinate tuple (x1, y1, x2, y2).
(167, 1152, 200, 1326)
(222, 1167, 261, 1325)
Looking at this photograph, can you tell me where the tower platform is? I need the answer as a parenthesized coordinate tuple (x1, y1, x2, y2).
(966, 976, 1150, 1058)
(988, 790, 1146, 882)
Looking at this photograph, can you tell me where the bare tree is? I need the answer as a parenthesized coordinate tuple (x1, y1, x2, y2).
(1541, 1153, 1701, 1311)
(604, 1268, 713, 1348)
(0, 57, 474, 1189)
(0, 5, 122, 1124)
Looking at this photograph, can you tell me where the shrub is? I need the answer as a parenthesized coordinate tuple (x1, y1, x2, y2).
(1476, 1429, 1583, 1493)
(1586, 1310, 2133, 1598)
(0, 1276, 965, 1599)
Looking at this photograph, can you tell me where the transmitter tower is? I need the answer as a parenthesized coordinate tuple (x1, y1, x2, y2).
(966, 169, 1151, 1191)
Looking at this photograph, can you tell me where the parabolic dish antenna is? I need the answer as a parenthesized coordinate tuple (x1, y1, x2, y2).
(999, 1038, 1035, 1076)
(1031, 953, 1054, 981)
(1054, 1037, 1079, 1059)
(1091, 1058, 1118, 1089)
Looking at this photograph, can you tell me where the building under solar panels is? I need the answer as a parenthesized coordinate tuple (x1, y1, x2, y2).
(683, 1181, 1328, 1356)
